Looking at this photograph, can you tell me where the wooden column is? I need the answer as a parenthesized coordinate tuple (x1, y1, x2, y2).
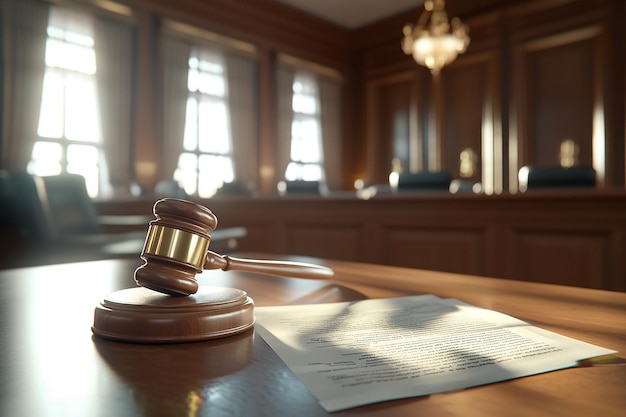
(257, 47, 277, 194)
(133, 7, 159, 191)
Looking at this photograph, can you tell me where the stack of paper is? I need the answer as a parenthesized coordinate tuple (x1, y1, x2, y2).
(254, 295, 615, 412)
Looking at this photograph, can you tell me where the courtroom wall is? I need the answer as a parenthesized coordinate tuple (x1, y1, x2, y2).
(351, 0, 625, 193)
(2, 0, 622, 194)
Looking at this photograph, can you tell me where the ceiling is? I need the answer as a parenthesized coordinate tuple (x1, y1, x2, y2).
(275, 0, 424, 29)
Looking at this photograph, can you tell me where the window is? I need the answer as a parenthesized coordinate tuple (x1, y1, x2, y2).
(285, 72, 324, 181)
(28, 7, 106, 198)
(174, 48, 234, 198)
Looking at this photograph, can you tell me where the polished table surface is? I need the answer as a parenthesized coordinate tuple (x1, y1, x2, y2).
(0, 254, 624, 417)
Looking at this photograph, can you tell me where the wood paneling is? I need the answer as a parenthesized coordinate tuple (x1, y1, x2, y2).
(381, 82, 411, 174)
(134, 0, 353, 69)
(509, 228, 611, 288)
(94, 192, 626, 292)
(442, 63, 486, 178)
(286, 225, 362, 261)
(511, 25, 605, 188)
(3, 257, 625, 417)
(441, 50, 501, 191)
(355, 0, 624, 193)
(383, 227, 484, 275)
(5, 0, 621, 195)
(365, 72, 427, 183)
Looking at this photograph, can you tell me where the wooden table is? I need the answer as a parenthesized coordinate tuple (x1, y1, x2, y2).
(0, 254, 624, 417)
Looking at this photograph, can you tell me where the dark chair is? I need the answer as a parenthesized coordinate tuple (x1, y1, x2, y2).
(1, 172, 146, 267)
(519, 166, 596, 191)
(396, 171, 452, 192)
(215, 181, 250, 196)
(41, 173, 102, 236)
(280, 180, 323, 195)
(6, 171, 56, 240)
(0, 172, 248, 268)
(0, 171, 28, 253)
(0, 170, 18, 232)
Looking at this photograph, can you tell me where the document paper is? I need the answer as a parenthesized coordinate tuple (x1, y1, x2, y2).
(254, 295, 616, 412)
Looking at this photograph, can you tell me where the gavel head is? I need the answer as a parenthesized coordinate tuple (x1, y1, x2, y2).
(134, 198, 217, 296)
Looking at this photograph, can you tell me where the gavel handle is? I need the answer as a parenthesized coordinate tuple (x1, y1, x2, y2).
(204, 251, 334, 279)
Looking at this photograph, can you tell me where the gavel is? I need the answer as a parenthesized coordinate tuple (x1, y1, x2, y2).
(134, 198, 334, 296)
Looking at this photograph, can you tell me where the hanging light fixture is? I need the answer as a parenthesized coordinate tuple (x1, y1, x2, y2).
(402, 0, 470, 76)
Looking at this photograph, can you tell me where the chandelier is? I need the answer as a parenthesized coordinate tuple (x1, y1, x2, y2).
(402, 0, 470, 75)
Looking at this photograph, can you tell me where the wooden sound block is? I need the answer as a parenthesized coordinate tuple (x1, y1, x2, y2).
(92, 286, 254, 343)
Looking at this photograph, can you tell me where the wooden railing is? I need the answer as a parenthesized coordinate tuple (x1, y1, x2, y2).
(93, 190, 626, 292)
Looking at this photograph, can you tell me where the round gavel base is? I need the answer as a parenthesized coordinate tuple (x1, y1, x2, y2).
(92, 287, 254, 343)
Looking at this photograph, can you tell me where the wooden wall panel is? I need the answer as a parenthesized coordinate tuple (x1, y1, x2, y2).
(365, 72, 425, 184)
(378, 81, 412, 179)
(511, 25, 604, 187)
(94, 192, 626, 292)
(441, 50, 501, 192)
(506, 228, 612, 290)
(135, 0, 353, 69)
(529, 39, 595, 166)
(382, 227, 485, 275)
(285, 225, 362, 261)
(229, 223, 276, 253)
(442, 63, 486, 179)
(356, 0, 623, 193)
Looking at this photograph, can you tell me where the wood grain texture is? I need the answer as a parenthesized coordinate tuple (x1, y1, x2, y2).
(93, 191, 626, 292)
(0, 256, 623, 416)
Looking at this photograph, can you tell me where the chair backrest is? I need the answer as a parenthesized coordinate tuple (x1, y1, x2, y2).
(0, 170, 20, 236)
(519, 166, 596, 191)
(5, 171, 57, 239)
(397, 171, 452, 192)
(281, 180, 322, 195)
(215, 181, 250, 196)
(40, 173, 101, 235)
(154, 180, 189, 199)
